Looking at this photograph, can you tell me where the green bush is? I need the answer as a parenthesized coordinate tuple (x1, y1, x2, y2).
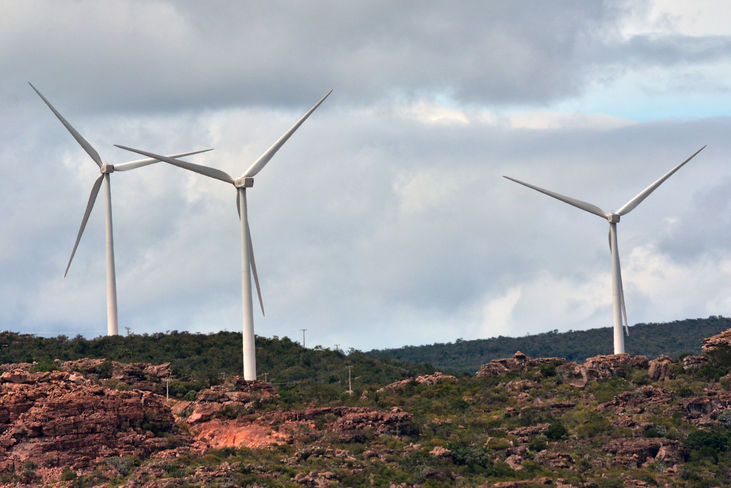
(545, 422, 568, 440)
(528, 437, 547, 452)
(60, 467, 77, 481)
(576, 412, 610, 438)
(685, 428, 729, 463)
(30, 359, 59, 372)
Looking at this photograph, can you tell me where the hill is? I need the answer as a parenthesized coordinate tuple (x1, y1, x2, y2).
(0, 328, 729, 486)
(369, 316, 731, 372)
(0, 331, 433, 398)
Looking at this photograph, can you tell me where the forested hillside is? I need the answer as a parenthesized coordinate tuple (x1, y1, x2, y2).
(370, 316, 730, 372)
(0, 331, 433, 392)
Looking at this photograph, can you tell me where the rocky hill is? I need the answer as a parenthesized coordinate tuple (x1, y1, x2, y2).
(0, 330, 729, 487)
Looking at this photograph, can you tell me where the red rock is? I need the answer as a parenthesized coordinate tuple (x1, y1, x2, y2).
(475, 352, 567, 378)
(702, 328, 731, 354)
(378, 372, 457, 392)
(0, 367, 177, 472)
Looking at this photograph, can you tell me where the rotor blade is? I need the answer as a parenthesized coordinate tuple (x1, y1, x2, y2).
(65, 174, 104, 277)
(236, 191, 241, 219)
(243, 89, 333, 178)
(115, 145, 233, 184)
(29, 82, 103, 168)
(617, 256, 630, 336)
(503, 176, 608, 219)
(113, 148, 214, 172)
(609, 229, 630, 336)
(616, 145, 706, 216)
(247, 220, 265, 316)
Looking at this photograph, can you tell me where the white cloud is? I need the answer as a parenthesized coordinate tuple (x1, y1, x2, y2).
(1, 0, 730, 353)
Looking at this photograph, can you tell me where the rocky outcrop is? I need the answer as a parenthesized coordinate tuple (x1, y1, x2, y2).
(702, 328, 731, 354)
(648, 355, 674, 380)
(606, 438, 685, 467)
(672, 387, 731, 427)
(475, 351, 567, 377)
(475, 351, 650, 388)
(378, 372, 457, 392)
(581, 353, 647, 380)
(194, 377, 277, 402)
(174, 398, 418, 449)
(682, 354, 709, 370)
(0, 358, 174, 392)
(0, 368, 176, 473)
(599, 385, 672, 414)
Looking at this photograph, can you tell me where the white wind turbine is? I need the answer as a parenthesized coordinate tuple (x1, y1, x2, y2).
(30, 82, 212, 336)
(504, 146, 706, 354)
(116, 89, 332, 379)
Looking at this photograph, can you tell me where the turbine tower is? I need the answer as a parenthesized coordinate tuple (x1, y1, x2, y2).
(504, 146, 705, 354)
(30, 82, 212, 336)
(116, 89, 332, 379)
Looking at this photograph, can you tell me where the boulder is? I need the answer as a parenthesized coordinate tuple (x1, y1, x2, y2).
(648, 355, 674, 381)
(702, 328, 731, 354)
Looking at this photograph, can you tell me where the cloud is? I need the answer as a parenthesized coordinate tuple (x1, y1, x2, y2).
(1, 0, 729, 353)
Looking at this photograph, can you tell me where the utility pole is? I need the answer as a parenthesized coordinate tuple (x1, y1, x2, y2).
(346, 365, 353, 395)
(124, 326, 131, 336)
(165, 377, 170, 400)
(300, 328, 307, 348)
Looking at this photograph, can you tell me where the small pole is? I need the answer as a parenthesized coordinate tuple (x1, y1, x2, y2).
(346, 365, 353, 395)
(300, 328, 307, 348)
(263, 372, 269, 382)
(124, 326, 131, 336)
(165, 377, 169, 400)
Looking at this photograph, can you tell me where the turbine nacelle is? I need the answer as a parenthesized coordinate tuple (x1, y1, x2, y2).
(100, 163, 115, 174)
(234, 176, 254, 188)
(607, 213, 620, 223)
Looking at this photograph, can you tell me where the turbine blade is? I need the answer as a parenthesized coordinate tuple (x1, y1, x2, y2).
(503, 176, 608, 219)
(243, 89, 332, 178)
(236, 191, 241, 219)
(29, 82, 103, 167)
(115, 145, 233, 184)
(617, 257, 630, 336)
(113, 148, 214, 172)
(65, 174, 104, 276)
(609, 230, 630, 336)
(616, 145, 706, 216)
(247, 220, 265, 316)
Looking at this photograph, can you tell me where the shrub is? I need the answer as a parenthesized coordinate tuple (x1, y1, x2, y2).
(685, 428, 729, 463)
(545, 422, 568, 440)
(98, 359, 113, 378)
(528, 437, 547, 452)
(31, 359, 59, 372)
(60, 467, 77, 481)
(576, 412, 610, 438)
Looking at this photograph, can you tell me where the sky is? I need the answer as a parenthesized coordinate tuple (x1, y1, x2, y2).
(1, 0, 729, 353)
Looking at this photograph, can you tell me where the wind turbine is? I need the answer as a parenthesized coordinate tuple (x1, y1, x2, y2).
(504, 146, 706, 354)
(116, 89, 332, 379)
(30, 82, 212, 336)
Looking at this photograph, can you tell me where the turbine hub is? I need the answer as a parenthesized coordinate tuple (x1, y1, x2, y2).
(100, 164, 114, 174)
(234, 177, 254, 188)
(607, 213, 620, 223)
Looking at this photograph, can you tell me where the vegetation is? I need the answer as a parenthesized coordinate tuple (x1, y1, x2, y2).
(0, 330, 434, 391)
(73, 344, 729, 486)
(0, 321, 729, 486)
(370, 316, 730, 372)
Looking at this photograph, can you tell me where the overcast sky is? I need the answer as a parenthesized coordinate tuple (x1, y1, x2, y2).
(1, 0, 729, 353)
